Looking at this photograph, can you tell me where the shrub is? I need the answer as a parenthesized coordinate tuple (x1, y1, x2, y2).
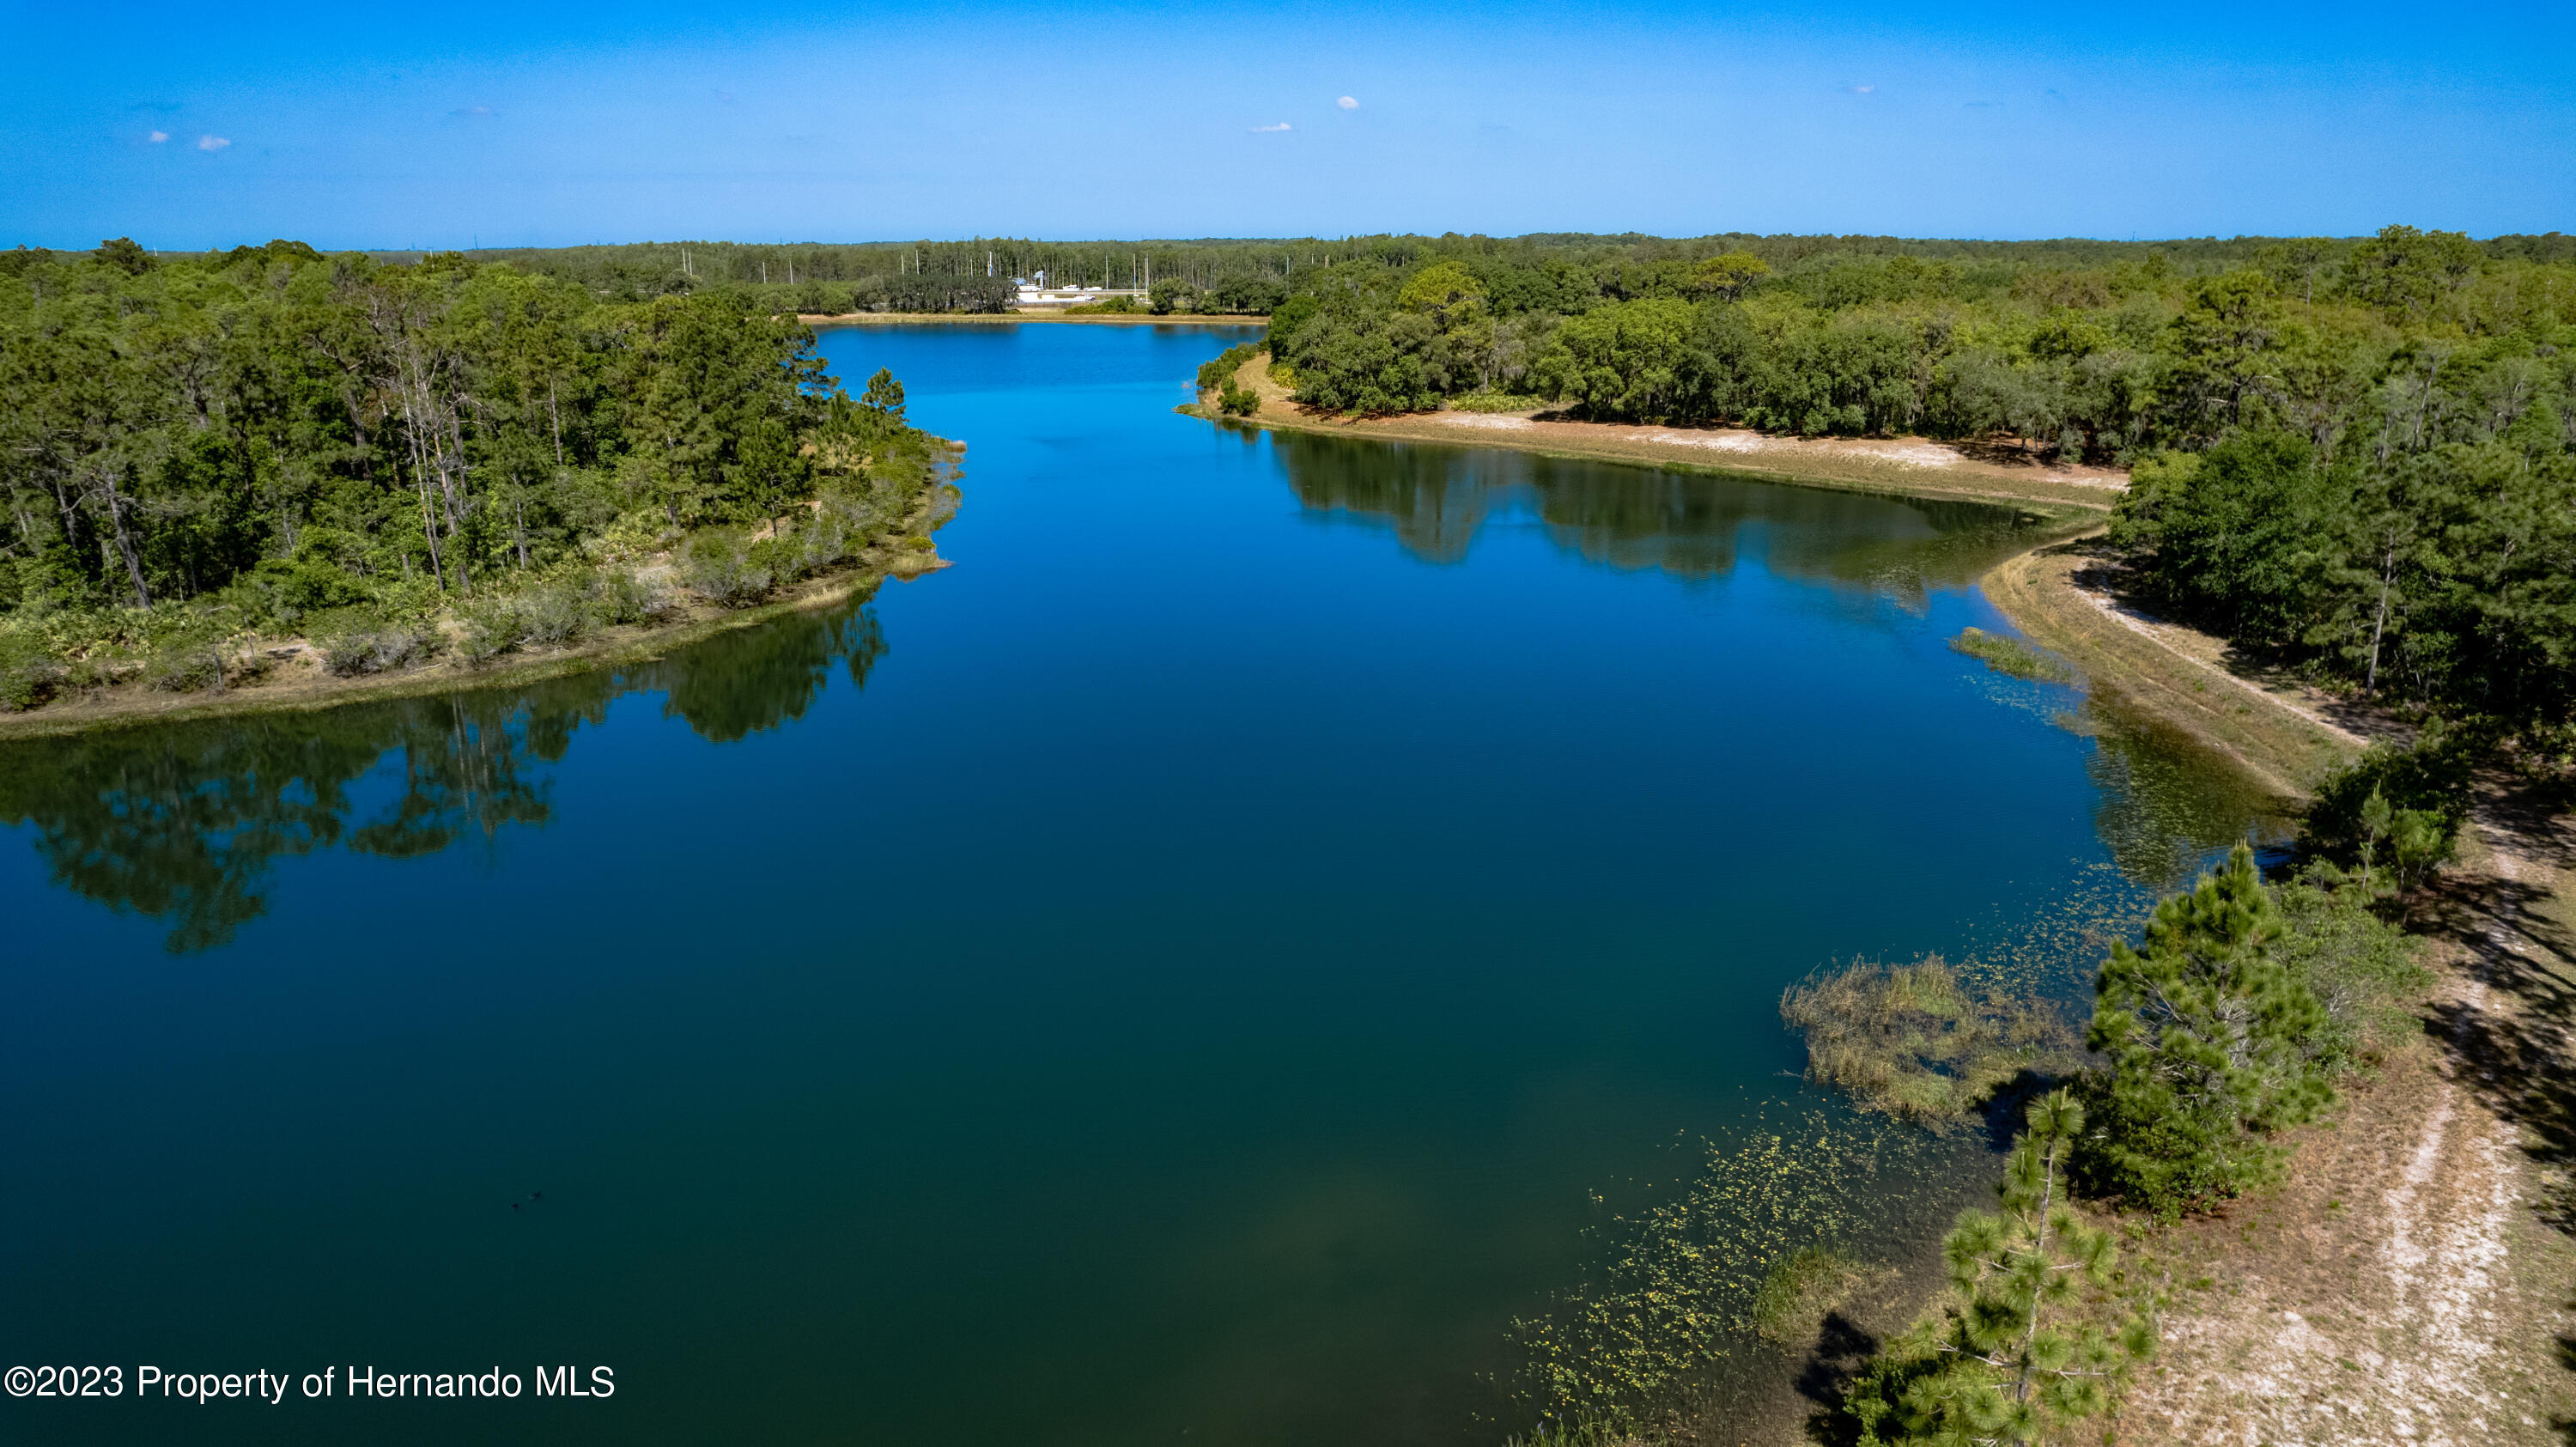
(588, 569, 674, 626)
(0, 629, 66, 712)
(1781, 955, 2075, 1126)
(1196, 342, 1264, 393)
(456, 597, 528, 664)
(2301, 734, 2471, 898)
(313, 619, 440, 677)
(143, 634, 264, 693)
(515, 586, 592, 648)
(2270, 869, 2431, 1071)
(681, 531, 774, 608)
(1218, 382, 1260, 416)
(1447, 391, 1549, 414)
(901, 535, 934, 551)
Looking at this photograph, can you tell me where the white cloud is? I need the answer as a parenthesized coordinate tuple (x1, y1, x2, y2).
(197, 134, 230, 151)
(1250, 121, 1291, 133)
(450, 105, 497, 117)
(1336, 95, 1358, 110)
(1844, 84, 1875, 94)
(148, 130, 168, 143)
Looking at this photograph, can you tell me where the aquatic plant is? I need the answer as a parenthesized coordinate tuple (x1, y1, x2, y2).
(1948, 626, 2074, 684)
(1781, 956, 2076, 1126)
(1507, 1115, 1902, 1429)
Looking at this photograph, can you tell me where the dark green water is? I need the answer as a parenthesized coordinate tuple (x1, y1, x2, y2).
(0, 323, 2275, 1446)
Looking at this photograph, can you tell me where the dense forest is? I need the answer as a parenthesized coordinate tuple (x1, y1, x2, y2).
(1222, 227, 2573, 745)
(0, 239, 950, 712)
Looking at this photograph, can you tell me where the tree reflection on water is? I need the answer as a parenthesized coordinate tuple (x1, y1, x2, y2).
(0, 602, 886, 952)
(1270, 430, 2075, 604)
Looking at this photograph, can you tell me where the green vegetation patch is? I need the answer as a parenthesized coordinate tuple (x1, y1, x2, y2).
(1750, 1245, 1891, 1347)
(1949, 625, 2075, 684)
(1445, 391, 1552, 414)
(1507, 1116, 1914, 1431)
(1781, 955, 2077, 1126)
(1195, 342, 1264, 393)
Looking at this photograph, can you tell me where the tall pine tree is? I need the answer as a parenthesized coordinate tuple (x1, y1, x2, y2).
(2081, 843, 2334, 1217)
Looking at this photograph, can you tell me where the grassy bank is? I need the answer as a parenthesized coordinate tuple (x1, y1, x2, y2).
(1981, 540, 2366, 799)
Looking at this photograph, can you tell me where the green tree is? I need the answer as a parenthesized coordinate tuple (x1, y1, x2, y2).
(1689, 251, 1770, 302)
(2344, 224, 2484, 317)
(861, 367, 907, 422)
(94, 237, 155, 276)
(1534, 299, 1699, 420)
(1394, 262, 1487, 328)
(1852, 1091, 2153, 1446)
(2081, 843, 2335, 1217)
(2109, 430, 2330, 647)
(1145, 278, 1203, 315)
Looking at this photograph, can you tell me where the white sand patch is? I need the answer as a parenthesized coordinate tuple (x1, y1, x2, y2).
(1623, 430, 1964, 469)
(1437, 414, 1534, 429)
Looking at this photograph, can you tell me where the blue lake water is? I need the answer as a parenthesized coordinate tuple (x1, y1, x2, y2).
(0, 322, 2269, 1444)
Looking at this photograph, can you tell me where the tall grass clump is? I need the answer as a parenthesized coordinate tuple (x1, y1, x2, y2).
(1948, 626, 2074, 684)
(1751, 1245, 1889, 1347)
(1781, 956, 2076, 1126)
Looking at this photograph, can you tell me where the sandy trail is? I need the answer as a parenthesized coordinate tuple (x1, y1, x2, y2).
(2119, 821, 2561, 1446)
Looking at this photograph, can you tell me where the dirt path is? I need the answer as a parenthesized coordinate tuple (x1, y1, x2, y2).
(2118, 806, 2576, 1445)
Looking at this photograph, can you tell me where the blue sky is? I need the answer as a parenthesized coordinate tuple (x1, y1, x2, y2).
(4, 1, 2571, 250)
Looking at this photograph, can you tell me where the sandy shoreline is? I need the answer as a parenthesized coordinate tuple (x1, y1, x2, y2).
(1200, 350, 2128, 516)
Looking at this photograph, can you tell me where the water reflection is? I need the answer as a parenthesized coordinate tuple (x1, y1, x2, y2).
(1273, 431, 2293, 891)
(2075, 697, 2295, 891)
(1271, 432, 2076, 601)
(0, 601, 888, 952)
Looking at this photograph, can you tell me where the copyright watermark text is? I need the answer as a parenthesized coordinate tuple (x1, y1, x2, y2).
(6, 1363, 614, 1403)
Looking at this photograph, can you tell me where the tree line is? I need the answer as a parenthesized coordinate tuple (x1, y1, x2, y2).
(0, 239, 947, 711)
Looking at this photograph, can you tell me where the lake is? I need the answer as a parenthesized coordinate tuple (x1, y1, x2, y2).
(0, 322, 2273, 1445)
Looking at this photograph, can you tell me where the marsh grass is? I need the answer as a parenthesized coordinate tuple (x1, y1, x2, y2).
(1780, 955, 2077, 1126)
(1949, 625, 2075, 684)
(1749, 1245, 1892, 1347)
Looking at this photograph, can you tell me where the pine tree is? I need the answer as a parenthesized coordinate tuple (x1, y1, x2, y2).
(1851, 1091, 2154, 1446)
(861, 368, 907, 423)
(2081, 842, 2334, 1217)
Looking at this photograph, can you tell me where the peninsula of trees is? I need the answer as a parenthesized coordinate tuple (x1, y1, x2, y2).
(0, 240, 952, 716)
